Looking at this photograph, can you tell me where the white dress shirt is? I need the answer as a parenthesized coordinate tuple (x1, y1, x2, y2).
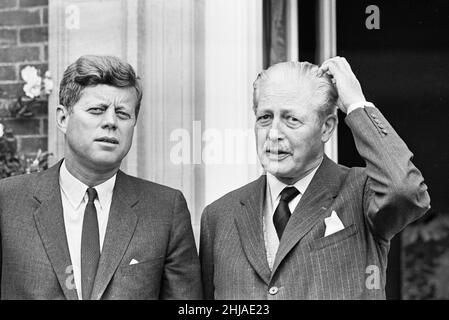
(59, 160, 116, 300)
(347, 100, 375, 114)
(263, 162, 321, 270)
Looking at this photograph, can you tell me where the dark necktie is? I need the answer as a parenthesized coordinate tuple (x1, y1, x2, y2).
(273, 186, 300, 240)
(81, 187, 100, 300)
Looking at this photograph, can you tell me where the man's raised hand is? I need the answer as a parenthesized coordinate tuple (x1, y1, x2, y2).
(318, 57, 366, 114)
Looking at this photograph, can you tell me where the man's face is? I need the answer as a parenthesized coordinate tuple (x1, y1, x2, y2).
(59, 84, 138, 172)
(255, 83, 325, 184)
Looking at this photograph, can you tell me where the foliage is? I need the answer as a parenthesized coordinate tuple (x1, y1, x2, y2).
(0, 124, 51, 179)
(402, 209, 449, 299)
(10, 66, 53, 118)
(0, 65, 53, 178)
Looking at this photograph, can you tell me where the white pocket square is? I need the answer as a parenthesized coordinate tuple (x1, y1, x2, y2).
(129, 258, 139, 265)
(324, 210, 345, 237)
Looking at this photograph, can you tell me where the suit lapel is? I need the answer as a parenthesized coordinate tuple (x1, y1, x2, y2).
(271, 156, 342, 276)
(91, 171, 139, 300)
(32, 160, 79, 300)
(235, 175, 271, 285)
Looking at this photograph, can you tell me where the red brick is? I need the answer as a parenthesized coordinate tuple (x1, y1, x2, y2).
(2, 118, 40, 135)
(19, 0, 48, 8)
(20, 26, 48, 43)
(0, 66, 16, 80)
(0, 9, 40, 26)
(0, 28, 17, 45)
(43, 7, 47, 24)
(42, 118, 47, 134)
(0, 46, 40, 62)
(18, 135, 48, 154)
(0, 0, 17, 9)
(0, 82, 22, 99)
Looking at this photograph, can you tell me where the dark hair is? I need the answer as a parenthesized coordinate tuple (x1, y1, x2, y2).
(59, 55, 143, 117)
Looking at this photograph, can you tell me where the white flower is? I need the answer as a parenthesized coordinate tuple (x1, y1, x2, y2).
(23, 82, 41, 98)
(0, 123, 4, 138)
(21, 66, 42, 98)
(21, 66, 40, 83)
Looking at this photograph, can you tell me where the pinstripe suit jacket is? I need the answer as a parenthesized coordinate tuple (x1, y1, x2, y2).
(200, 107, 430, 300)
(0, 160, 202, 300)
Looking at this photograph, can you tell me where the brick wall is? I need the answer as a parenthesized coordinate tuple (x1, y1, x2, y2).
(0, 0, 48, 157)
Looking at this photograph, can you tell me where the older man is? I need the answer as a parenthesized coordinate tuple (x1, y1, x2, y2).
(200, 57, 430, 299)
(0, 55, 202, 300)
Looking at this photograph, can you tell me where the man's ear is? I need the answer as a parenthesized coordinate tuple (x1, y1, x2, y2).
(320, 113, 338, 143)
(56, 104, 69, 134)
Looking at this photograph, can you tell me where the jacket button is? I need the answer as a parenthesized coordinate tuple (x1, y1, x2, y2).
(268, 286, 279, 295)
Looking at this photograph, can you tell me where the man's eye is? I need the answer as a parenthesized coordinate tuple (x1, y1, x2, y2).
(286, 116, 300, 125)
(88, 107, 104, 114)
(257, 114, 272, 124)
(117, 111, 131, 120)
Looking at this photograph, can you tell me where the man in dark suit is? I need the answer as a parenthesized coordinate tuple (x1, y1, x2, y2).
(0, 55, 202, 300)
(200, 57, 430, 299)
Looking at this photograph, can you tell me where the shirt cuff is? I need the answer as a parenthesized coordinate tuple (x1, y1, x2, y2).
(347, 101, 375, 114)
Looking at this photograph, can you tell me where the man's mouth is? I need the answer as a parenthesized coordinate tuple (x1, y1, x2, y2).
(95, 137, 119, 144)
(265, 148, 290, 159)
(266, 148, 290, 155)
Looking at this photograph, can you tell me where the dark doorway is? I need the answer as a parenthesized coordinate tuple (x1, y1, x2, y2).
(336, 0, 449, 299)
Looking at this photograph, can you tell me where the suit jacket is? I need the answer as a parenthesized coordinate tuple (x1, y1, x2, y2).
(200, 107, 430, 300)
(0, 160, 202, 300)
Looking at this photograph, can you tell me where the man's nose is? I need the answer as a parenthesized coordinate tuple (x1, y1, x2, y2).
(268, 118, 283, 140)
(102, 108, 118, 130)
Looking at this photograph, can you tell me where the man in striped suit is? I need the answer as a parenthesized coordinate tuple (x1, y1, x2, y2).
(199, 57, 430, 299)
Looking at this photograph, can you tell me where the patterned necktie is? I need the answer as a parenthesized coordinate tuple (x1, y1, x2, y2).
(273, 186, 300, 240)
(81, 187, 100, 300)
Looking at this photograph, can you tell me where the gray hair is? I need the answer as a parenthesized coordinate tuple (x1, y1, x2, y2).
(59, 55, 143, 118)
(253, 61, 338, 121)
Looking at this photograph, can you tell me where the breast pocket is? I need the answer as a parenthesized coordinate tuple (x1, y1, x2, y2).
(119, 256, 165, 298)
(309, 224, 358, 251)
(120, 256, 165, 276)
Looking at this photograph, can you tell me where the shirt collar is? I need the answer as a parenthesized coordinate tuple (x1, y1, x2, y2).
(59, 160, 117, 210)
(266, 158, 322, 204)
